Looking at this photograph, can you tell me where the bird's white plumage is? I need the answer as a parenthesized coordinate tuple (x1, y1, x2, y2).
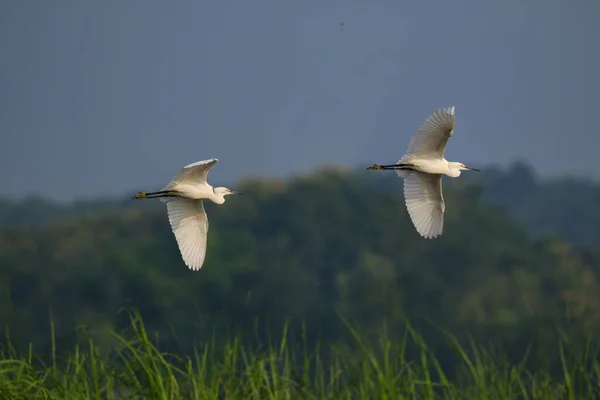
(184, 158, 219, 169)
(402, 172, 444, 239)
(402, 106, 455, 161)
(133, 157, 239, 271)
(394, 107, 455, 238)
(165, 158, 219, 189)
(368, 106, 474, 239)
(165, 198, 209, 271)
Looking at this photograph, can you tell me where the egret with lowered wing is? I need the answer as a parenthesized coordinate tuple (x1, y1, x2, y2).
(133, 158, 240, 270)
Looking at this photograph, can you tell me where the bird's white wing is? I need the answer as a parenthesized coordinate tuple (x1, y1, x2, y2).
(402, 171, 445, 239)
(165, 198, 209, 270)
(402, 107, 455, 160)
(164, 158, 219, 189)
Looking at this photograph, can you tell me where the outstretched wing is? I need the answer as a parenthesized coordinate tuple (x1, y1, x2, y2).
(402, 106, 455, 161)
(165, 198, 209, 270)
(164, 158, 219, 189)
(402, 171, 445, 239)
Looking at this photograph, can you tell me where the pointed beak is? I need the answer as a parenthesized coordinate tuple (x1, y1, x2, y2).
(466, 167, 481, 172)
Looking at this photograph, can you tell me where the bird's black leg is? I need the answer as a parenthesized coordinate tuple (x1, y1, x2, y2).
(367, 163, 416, 171)
(381, 163, 415, 169)
(132, 190, 178, 200)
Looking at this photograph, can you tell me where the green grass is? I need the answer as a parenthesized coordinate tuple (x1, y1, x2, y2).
(0, 313, 599, 399)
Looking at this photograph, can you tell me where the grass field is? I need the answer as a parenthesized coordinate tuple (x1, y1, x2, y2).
(0, 313, 598, 399)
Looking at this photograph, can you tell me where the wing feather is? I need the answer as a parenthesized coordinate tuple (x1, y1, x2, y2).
(164, 158, 219, 189)
(402, 106, 455, 161)
(402, 172, 445, 239)
(165, 198, 209, 270)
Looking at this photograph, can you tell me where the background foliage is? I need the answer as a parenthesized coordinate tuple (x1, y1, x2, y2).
(1, 162, 600, 394)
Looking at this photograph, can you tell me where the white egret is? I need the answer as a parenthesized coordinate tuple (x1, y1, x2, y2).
(132, 158, 240, 270)
(367, 106, 480, 239)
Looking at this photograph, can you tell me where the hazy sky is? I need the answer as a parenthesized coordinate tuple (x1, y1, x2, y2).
(1, 0, 599, 201)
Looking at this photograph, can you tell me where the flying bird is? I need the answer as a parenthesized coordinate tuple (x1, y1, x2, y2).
(367, 106, 479, 239)
(132, 158, 240, 270)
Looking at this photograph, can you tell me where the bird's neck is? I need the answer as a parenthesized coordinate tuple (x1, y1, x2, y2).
(208, 187, 226, 204)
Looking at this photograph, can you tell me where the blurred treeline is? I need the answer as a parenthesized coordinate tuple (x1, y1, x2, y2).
(0, 162, 599, 372)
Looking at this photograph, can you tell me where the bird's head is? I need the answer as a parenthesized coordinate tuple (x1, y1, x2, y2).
(213, 187, 241, 203)
(450, 162, 480, 173)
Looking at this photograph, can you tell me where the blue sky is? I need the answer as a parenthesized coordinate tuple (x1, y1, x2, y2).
(1, 0, 599, 201)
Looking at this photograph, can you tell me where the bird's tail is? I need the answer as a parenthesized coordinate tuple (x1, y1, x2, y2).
(396, 169, 411, 179)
